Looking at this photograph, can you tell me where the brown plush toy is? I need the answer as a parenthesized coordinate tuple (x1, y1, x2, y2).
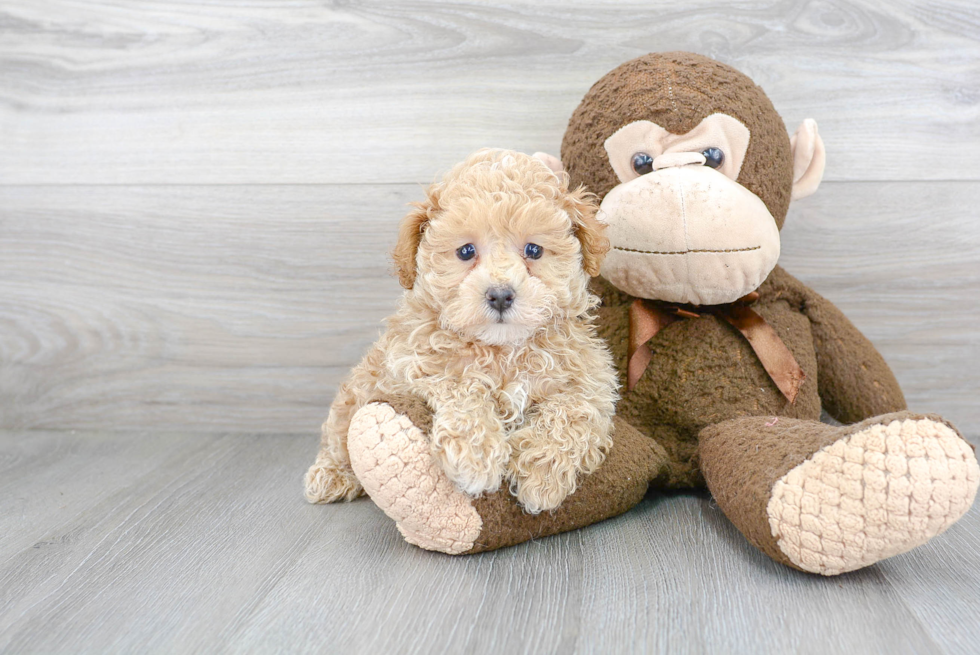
(331, 52, 979, 575)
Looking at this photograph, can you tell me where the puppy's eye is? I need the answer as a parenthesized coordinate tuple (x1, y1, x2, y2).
(631, 152, 655, 176)
(523, 243, 543, 260)
(456, 243, 476, 261)
(701, 147, 725, 169)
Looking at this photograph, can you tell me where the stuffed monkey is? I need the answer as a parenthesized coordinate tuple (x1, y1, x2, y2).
(323, 53, 978, 575)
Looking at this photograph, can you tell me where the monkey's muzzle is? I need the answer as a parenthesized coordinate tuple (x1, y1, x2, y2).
(597, 167, 781, 306)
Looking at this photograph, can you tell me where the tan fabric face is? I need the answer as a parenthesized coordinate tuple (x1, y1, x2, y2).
(597, 166, 781, 305)
(604, 113, 751, 184)
(652, 151, 706, 169)
(561, 53, 796, 228)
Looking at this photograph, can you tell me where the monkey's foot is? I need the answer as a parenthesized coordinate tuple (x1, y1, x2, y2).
(347, 402, 483, 555)
(767, 416, 978, 575)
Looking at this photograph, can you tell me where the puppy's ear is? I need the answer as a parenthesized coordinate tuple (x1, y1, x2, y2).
(392, 185, 441, 289)
(563, 185, 607, 277)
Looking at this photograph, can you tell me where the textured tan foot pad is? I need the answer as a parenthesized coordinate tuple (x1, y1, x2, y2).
(768, 418, 979, 575)
(347, 403, 482, 554)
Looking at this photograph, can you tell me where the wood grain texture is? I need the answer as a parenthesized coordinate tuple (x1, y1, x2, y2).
(0, 184, 404, 433)
(1, 0, 979, 184)
(0, 430, 977, 654)
(2, 181, 978, 435)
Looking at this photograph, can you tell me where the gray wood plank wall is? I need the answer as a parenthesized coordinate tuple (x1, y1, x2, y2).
(2, 0, 978, 437)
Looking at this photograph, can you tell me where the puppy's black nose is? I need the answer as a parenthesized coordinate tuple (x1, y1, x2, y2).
(486, 285, 516, 312)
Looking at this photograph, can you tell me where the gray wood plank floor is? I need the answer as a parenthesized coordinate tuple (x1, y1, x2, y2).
(1, 430, 978, 655)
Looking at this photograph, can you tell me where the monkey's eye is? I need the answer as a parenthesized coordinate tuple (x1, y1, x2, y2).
(523, 243, 543, 260)
(631, 152, 655, 176)
(701, 147, 725, 169)
(456, 243, 477, 261)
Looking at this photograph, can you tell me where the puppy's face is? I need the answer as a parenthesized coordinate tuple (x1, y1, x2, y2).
(421, 194, 582, 346)
(393, 150, 607, 346)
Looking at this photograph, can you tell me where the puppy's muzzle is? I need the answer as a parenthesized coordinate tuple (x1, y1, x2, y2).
(485, 285, 516, 314)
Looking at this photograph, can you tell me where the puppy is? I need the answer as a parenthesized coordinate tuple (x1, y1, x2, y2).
(304, 148, 618, 514)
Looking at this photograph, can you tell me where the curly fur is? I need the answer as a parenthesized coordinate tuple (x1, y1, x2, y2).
(305, 149, 618, 513)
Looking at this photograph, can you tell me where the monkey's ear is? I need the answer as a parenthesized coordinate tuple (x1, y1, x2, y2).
(392, 187, 440, 289)
(532, 152, 565, 174)
(564, 186, 608, 277)
(790, 119, 826, 201)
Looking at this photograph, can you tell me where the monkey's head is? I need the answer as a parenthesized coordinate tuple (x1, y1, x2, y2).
(557, 52, 825, 306)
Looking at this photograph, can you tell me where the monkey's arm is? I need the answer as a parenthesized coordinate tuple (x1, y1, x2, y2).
(768, 266, 906, 423)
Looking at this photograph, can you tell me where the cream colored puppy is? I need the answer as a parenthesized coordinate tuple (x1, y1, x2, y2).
(304, 149, 617, 514)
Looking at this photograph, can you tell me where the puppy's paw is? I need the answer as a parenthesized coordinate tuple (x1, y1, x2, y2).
(304, 459, 362, 503)
(431, 418, 510, 497)
(508, 428, 594, 514)
(508, 411, 611, 514)
(436, 440, 510, 497)
(510, 450, 579, 514)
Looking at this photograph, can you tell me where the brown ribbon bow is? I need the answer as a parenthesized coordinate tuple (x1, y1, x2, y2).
(627, 291, 806, 403)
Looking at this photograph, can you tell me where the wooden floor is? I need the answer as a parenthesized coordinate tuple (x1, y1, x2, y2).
(1, 429, 978, 655)
(3, 1, 980, 653)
